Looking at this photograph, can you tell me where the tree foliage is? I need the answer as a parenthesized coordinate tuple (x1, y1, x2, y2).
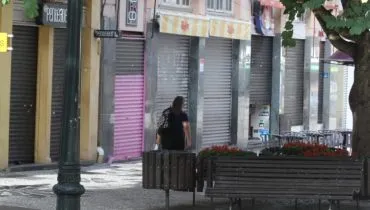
(1, 0, 38, 19)
(280, 0, 370, 56)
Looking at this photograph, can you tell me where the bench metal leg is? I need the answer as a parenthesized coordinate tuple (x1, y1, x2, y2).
(229, 198, 233, 210)
(165, 189, 170, 210)
(356, 197, 360, 209)
(295, 199, 298, 210)
(210, 197, 214, 210)
(336, 200, 340, 210)
(237, 198, 242, 210)
(328, 200, 334, 210)
(192, 188, 196, 207)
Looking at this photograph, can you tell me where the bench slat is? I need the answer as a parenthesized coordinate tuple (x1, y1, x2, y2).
(205, 193, 353, 200)
(215, 176, 360, 184)
(215, 163, 362, 170)
(215, 159, 362, 166)
(216, 182, 361, 188)
(213, 185, 359, 192)
(216, 181, 360, 188)
(215, 168, 361, 175)
(207, 189, 357, 195)
(214, 172, 361, 179)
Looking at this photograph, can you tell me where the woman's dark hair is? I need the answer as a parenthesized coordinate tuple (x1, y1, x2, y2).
(172, 96, 184, 113)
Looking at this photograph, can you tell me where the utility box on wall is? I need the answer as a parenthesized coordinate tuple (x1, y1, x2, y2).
(119, 0, 145, 32)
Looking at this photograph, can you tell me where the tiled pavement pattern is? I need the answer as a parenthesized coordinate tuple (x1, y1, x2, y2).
(0, 161, 369, 210)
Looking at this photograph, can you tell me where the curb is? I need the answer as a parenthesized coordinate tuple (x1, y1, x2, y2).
(5, 161, 95, 173)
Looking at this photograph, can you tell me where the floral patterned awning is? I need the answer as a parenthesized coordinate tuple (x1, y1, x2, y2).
(209, 18, 251, 40)
(157, 11, 251, 40)
(158, 11, 210, 38)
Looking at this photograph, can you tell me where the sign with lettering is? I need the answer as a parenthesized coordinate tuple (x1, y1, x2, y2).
(126, 0, 138, 26)
(94, 30, 120, 38)
(37, 3, 68, 28)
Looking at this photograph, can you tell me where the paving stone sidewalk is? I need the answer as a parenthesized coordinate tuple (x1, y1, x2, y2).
(0, 161, 369, 210)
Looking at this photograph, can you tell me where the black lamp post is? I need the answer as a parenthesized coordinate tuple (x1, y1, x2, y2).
(52, 0, 85, 209)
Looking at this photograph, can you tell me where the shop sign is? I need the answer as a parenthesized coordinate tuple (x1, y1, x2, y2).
(94, 30, 120, 38)
(37, 3, 68, 28)
(126, 0, 138, 26)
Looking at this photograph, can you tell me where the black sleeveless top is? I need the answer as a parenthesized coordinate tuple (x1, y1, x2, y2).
(157, 108, 189, 150)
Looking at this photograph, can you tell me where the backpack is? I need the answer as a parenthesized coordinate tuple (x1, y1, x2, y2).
(157, 107, 172, 136)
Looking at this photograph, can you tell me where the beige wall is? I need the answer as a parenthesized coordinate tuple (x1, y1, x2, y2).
(234, 0, 250, 21)
(0, 2, 13, 169)
(146, 0, 251, 22)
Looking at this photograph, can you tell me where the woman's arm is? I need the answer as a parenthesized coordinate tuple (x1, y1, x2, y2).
(183, 121, 191, 148)
(156, 133, 161, 145)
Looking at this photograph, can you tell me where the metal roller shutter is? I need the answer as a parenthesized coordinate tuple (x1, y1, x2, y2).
(9, 26, 38, 164)
(284, 40, 305, 126)
(50, 29, 67, 161)
(318, 41, 325, 123)
(116, 39, 145, 75)
(155, 34, 190, 121)
(113, 39, 145, 160)
(202, 38, 233, 147)
(250, 35, 273, 105)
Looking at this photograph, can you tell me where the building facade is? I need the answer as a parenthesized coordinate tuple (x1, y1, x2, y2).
(0, 0, 346, 168)
(0, 0, 100, 169)
(144, 0, 252, 152)
(98, 0, 344, 162)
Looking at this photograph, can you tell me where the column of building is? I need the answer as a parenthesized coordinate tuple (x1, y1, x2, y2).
(0, 0, 100, 169)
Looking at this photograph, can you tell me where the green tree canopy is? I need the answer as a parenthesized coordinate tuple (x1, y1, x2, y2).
(281, 0, 370, 57)
(281, 0, 370, 156)
(1, 0, 38, 18)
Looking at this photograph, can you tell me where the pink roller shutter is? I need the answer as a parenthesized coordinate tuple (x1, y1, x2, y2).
(113, 75, 144, 160)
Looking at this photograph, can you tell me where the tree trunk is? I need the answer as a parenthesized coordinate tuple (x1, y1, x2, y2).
(349, 32, 370, 157)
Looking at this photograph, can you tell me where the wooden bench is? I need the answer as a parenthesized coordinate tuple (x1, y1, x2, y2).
(205, 157, 363, 210)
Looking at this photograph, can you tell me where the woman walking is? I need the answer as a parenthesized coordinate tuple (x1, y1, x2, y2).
(156, 96, 191, 151)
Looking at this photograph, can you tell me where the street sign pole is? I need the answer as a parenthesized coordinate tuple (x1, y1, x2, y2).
(52, 0, 85, 209)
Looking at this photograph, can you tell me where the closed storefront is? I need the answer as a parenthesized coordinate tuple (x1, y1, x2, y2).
(50, 29, 68, 161)
(155, 34, 190, 119)
(249, 35, 273, 138)
(113, 39, 145, 160)
(202, 38, 233, 147)
(250, 35, 273, 105)
(284, 40, 305, 126)
(9, 26, 38, 164)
